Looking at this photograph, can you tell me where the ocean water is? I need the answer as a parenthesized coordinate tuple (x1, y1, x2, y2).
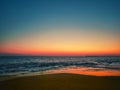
(0, 56, 120, 76)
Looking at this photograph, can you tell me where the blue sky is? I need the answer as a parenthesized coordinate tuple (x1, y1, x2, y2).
(1, 0, 120, 40)
(0, 0, 120, 56)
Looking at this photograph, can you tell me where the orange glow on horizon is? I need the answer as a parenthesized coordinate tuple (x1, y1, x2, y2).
(0, 28, 120, 56)
(0, 47, 120, 56)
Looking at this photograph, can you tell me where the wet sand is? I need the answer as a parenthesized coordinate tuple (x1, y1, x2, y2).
(0, 73, 120, 90)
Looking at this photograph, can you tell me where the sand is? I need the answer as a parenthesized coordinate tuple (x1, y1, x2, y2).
(0, 73, 120, 90)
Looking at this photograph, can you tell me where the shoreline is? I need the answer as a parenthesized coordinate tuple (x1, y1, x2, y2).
(0, 69, 120, 81)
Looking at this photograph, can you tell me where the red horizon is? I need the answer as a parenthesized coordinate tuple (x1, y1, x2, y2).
(1, 51, 120, 56)
(0, 47, 120, 56)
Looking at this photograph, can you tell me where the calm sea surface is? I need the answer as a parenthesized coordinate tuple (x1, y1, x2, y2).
(0, 56, 120, 76)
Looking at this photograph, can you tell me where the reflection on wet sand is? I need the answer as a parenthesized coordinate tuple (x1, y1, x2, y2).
(46, 67, 120, 76)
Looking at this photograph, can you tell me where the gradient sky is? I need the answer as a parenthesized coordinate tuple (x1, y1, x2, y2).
(0, 0, 120, 56)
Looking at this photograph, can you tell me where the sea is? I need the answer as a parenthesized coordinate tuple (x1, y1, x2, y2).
(0, 56, 120, 76)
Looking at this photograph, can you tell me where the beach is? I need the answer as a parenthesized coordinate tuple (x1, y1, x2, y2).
(0, 73, 120, 90)
(1, 0, 120, 89)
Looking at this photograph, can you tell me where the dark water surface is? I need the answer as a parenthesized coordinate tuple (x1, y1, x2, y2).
(0, 56, 120, 76)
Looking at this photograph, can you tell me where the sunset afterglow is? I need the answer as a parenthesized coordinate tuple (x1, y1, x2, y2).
(0, 28, 120, 56)
(0, 0, 120, 56)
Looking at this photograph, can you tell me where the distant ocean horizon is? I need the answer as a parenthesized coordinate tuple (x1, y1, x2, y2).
(0, 56, 120, 76)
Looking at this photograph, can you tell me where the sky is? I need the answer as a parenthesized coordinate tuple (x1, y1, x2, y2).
(0, 0, 120, 56)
